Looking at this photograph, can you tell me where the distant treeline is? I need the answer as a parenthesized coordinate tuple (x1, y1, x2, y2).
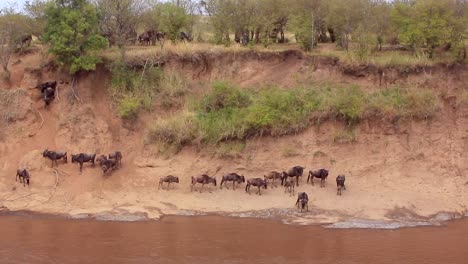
(0, 0, 466, 74)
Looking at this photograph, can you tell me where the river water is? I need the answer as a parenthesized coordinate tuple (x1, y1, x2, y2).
(0, 214, 467, 264)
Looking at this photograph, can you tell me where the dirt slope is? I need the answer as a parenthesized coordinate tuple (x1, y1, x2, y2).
(0, 48, 467, 225)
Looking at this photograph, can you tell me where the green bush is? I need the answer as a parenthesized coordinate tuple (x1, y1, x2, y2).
(110, 62, 188, 118)
(148, 82, 440, 148)
(199, 81, 251, 112)
(148, 112, 197, 150)
(118, 96, 141, 119)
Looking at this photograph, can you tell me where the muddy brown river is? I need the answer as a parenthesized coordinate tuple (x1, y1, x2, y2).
(0, 215, 467, 264)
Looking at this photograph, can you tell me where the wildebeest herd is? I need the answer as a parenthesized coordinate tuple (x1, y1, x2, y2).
(137, 30, 192, 46)
(16, 149, 122, 188)
(17, 156, 346, 211)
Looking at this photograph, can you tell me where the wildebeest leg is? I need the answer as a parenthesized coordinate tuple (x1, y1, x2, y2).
(233, 181, 236, 190)
(26, 178, 30, 186)
(296, 176, 299, 187)
(311, 177, 315, 186)
(80, 162, 83, 172)
(343, 184, 346, 190)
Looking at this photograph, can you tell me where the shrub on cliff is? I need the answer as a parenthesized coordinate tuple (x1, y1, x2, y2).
(43, 0, 107, 74)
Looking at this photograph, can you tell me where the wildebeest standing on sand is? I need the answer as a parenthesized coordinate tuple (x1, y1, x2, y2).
(264, 171, 282, 188)
(336, 175, 346, 196)
(108, 151, 122, 168)
(159, 175, 179, 190)
(16, 168, 31, 187)
(191, 174, 217, 193)
(43, 149, 67, 167)
(307, 169, 329, 187)
(295, 192, 309, 212)
(283, 178, 295, 196)
(220, 173, 245, 190)
(245, 178, 267, 195)
(71, 153, 96, 172)
(282, 166, 305, 187)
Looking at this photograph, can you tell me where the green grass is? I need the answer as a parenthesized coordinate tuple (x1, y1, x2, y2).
(316, 49, 447, 67)
(148, 81, 439, 148)
(109, 61, 188, 119)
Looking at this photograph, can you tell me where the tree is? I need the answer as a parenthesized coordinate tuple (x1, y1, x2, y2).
(93, 0, 145, 49)
(391, 0, 466, 58)
(0, 7, 30, 78)
(157, 2, 189, 42)
(325, 0, 368, 50)
(289, 0, 323, 51)
(44, 0, 107, 74)
(24, 0, 54, 40)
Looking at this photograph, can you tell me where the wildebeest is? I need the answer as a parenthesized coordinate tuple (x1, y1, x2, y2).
(179, 31, 192, 42)
(281, 166, 305, 187)
(158, 175, 179, 190)
(191, 174, 217, 193)
(336, 175, 346, 196)
(245, 178, 267, 195)
(71, 153, 96, 172)
(16, 169, 30, 187)
(307, 169, 329, 187)
(295, 192, 309, 212)
(96, 155, 117, 175)
(283, 178, 295, 196)
(43, 149, 67, 167)
(19, 34, 32, 47)
(43, 87, 56, 106)
(138, 31, 151, 45)
(36, 81, 57, 94)
(220, 173, 245, 190)
(108, 151, 122, 168)
(264, 171, 282, 188)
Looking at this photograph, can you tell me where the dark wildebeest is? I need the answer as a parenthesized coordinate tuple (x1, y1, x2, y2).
(43, 87, 56, 106)
(20, 34, 32, 47)
(36, 81, 57, 94)
(336, 175, 346, 196)
(71, 153, 96, 172)
(108, 151, 122, 168)
(16, 169, 30, 187)
(245, 178, 267, 195)
(281, 166, 305, 187)
(43, 149, 67, 167)
(138, 32, 151, 45)
(179, 31, 192, 42)
(191, 174, 217, 193)
(295, 192, 309, 212)
(264, 171, 282, 188)
(158, 175, 179, 190)
(283, 178, 295, 196)
(220, 173, 245, 190)
(307, 169, 329, 187)
(156, 31, 166, 41)
(96, 155, 117, 175)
